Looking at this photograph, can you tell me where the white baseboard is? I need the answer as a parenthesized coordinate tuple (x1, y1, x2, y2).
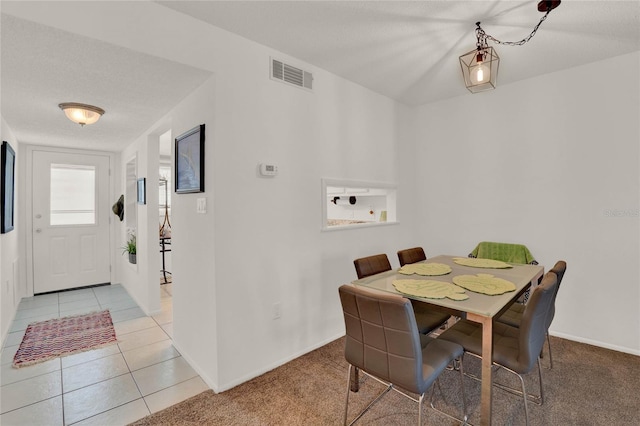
(166, 330, 640, 397)
(173, 332, 345, 393)
(550, 331, 640, 356)
(215, 332, 345, 392)
(170, 339, 217, 391)
(115, 281, 161, 317)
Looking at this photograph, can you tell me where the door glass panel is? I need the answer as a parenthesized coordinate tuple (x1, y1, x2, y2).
(50, 164, 96, 225)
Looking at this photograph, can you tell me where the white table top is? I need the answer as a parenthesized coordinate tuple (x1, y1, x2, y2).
(352, 254, 543, 318)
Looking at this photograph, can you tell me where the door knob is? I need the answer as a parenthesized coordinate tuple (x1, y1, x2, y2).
(35, 228, 42, 233)
(35, 214, 42, 219)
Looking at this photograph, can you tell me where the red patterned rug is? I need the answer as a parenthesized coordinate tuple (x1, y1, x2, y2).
(12, 310, 117, 368)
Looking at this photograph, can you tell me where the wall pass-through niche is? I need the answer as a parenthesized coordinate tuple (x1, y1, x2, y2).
(321, 178, 397, 231)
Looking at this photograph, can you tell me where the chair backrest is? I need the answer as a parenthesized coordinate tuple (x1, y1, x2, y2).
(338, 284, 424, 394)
(470, 241, 537, 265)
(517, 271, 558, 372)
(546, 260, 567, 329)
(397, 247, 427, 267)
(353, 254, 392, 279)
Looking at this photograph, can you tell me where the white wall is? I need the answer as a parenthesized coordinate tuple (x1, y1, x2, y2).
(44, 2, 421, 390)
(411, 52, 640, 354)
(113, 53, 414, 392)
(158, 77, 219, 390)
(27, 1, 424, 391)
(211, 63, 416, 390)
(0, 118, 20, 344)
(6, 1, 637, 394)
(157, 41, 418, 391)
(118, 127, 163, 317)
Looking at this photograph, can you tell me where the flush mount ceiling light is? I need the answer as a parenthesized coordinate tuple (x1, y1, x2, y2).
(459, 0, 561, 93)
(58, 102, 105, 126)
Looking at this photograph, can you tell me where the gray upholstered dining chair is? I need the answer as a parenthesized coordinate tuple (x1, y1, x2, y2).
(353, 254, 450, 335)
(438, 271, 559, 425)
(497, 260, 567, 368)
(338, 284, 467, 425)
(397, 247, 427, 267)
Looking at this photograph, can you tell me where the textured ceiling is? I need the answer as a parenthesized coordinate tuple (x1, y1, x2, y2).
(1, 1, 639, 152)
(159, 0, 640, 105)
(1, 14, 212, 152)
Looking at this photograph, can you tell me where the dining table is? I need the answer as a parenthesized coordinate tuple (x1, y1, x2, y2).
(351, 254, 544, 426)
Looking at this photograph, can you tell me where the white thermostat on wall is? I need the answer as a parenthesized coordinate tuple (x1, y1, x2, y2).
(259, 163, 278, 176)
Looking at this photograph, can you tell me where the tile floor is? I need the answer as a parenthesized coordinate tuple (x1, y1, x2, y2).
(0, 283, 209, 426)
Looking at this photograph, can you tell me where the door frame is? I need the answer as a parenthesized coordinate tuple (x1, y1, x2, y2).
(25, 144, 117, 296)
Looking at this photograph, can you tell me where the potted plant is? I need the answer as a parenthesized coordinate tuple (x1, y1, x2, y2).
(122, 233, 137, 264)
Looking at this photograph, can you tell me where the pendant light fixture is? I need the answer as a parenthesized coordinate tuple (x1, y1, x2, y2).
(459, 28, 499, 94)
(459, 0, 561, 93)
(58, 102, 105, 126)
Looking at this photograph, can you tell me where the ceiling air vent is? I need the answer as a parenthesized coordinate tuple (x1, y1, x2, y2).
(271, 58, 313, 91)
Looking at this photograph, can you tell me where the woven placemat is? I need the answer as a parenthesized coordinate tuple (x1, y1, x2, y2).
(453, 257, 513, 269)
(452, 273, 516, 295)
(392, 279, 469, 300)
(398, 263, 452, 276)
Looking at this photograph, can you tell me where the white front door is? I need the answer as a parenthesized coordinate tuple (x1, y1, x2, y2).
(32, 150, 111, 294)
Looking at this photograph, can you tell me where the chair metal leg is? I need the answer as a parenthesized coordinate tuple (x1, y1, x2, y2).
(429, 357, 468, 424)
(461, 356, 539, 424)
(471, 361, 533, 426)
(344, 365, 352, 425)
(463, 352, 542, 405)
(536, 357, 545, 405)
(344, 365, 393, 426)
(493, 359, 545, 426)
(434, 377, 445, 399)
(458, 357, 468, 423)
(546, 332, 554, 369)
(490, 368, 543, 406)
(515, 370, 530, 426)
(346, 361, 468, 425)
(350, 366, 360, 392)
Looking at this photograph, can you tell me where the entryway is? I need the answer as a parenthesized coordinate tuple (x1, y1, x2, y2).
(0, 283, 207, 424)
(30, 149, 112, 294)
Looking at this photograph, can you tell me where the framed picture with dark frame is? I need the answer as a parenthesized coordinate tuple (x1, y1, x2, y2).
(137, 178, 146, 205)
(175, 124, 205, 194)
(1, 141, 16, 234)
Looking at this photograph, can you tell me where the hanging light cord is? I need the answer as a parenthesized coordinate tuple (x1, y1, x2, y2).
(476, 6, 553, 48)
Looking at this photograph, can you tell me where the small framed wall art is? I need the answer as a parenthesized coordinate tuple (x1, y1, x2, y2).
(175, 124, 205, 194)
(1, 141, 16, 234)
(137, 178, 146, 205)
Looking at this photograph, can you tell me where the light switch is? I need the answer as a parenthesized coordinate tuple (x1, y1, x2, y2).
(196, 197, 207, 214)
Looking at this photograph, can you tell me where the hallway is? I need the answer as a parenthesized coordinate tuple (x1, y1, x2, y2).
(0, 283, 208, 425)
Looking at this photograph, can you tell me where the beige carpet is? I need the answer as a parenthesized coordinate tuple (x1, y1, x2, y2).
(130, 336, 640, 425)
